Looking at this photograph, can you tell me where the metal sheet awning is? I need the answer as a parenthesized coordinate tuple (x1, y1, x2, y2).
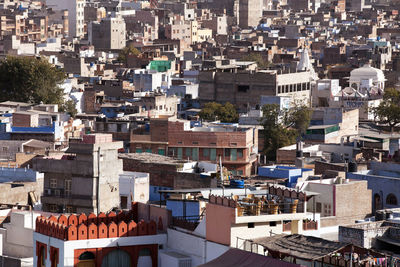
(197, 248, 303, 267)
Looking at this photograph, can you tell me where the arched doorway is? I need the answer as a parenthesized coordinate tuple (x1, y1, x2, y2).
(77, 251, 95, 267)
(101, 249, 131, 267)
(374, 193, 382, 211)
(386, 194, 398, 206)
(38, 246, 46, 267)
(137, 248, 152, 267)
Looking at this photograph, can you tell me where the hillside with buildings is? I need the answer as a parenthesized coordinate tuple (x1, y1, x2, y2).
(0, 0, 400, 266)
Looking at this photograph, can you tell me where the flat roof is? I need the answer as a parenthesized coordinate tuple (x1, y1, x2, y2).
(0, 101, 32, 107)
(119, 153, 189, 165)
(307, 124, 337, 130)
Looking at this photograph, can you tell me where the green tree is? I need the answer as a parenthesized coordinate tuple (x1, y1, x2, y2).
(241, 53, 272, 69)
(199, 102, 239, 123)
(117, 45, 141, 65)
(60, 99, 78, 118)
(372, 88, 400, 132)
(0, 56, 65, 105)
(260, 103, 311, 160)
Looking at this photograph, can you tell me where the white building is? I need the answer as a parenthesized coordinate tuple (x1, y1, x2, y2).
(46, 0, 86, 38)
(133, 70, 172, 92)
(119, 171, 150, 209)
(349, 64, 385, 95)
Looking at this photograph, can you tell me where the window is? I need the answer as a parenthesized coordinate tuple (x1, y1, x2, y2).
(192, 148, 199, 161)
(269, 221, 277, 227)
(66, 206, 74, 213)
(49, 204, 58, 213)
(247, 222, 255, 228)
(50, 179, 57, 189)
(158, 148, 165, 156)
(177, 148, 183, 159)
(210, 148, 216, 161)
(185, 148, 191, 157)
(323, 204, 331, 216)
(203, 148, 209, 157)
(224, 148, 230, 157)
(192, 141, 199, 145)
(2, 146, 7, 152)
(230, 148, 237, 161)
(238, 170, 243, 176)
(237, 149, 243, 158)
(238, 85, 249, 92)
(65, 179, 72, 197)
(387, 194, 398, 205)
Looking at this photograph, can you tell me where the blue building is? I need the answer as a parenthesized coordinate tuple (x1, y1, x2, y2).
(258, 166, 313, 188)
(347, 161, 400, 211)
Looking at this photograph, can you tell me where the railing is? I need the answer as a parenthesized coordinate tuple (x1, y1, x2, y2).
(172, 215, 204, 231)
(303, 220, 318, 230)
(43, 188, 93, 200)
(282, 220, 318, 232)
(283, 221, 292, 232)
(237, 201, 305, 217)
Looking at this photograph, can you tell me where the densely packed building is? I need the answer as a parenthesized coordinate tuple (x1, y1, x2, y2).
(0, 0, 400, 266)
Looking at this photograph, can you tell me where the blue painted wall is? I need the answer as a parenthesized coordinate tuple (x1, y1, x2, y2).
(150, 185, 172, 201)
(348, 171, 400, 210)
(258, 166, 312, 188)
(166, 199, 200, 217)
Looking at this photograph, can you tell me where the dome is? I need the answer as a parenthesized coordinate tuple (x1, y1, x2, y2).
(350, 64, 385, 82)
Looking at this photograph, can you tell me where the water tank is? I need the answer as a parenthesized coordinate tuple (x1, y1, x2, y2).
(386, 211, 393, 220)
(348, 161, 357, 173)
(230, 179, 245, 189)
(375, 210, 385, 221)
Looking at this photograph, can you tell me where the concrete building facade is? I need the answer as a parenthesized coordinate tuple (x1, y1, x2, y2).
(130, 118, 258, 176)
(239, 0, 262, 29)
(33, 134, 123, 214)
(46, 0, 86, 38)
(89, 16, 126, 50)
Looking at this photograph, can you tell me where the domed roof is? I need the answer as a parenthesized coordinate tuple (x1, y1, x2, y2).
(350, 64, 385, 81)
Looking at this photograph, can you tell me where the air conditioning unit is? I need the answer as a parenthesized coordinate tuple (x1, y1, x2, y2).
(160, 251, 192, 267)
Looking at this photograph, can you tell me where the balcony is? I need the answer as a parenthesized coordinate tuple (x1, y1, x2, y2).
(42, 188, 95, 207)
(282, 219, 318, 232)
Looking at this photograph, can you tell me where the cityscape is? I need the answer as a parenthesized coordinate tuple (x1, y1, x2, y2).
(0, 0, 399, 266)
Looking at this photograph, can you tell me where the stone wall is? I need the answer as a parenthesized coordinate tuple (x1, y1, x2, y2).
(315, 161, 347, 175)
(0, 179, 43, 205)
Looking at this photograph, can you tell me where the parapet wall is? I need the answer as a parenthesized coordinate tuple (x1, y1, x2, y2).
(35, 204, 163, 241)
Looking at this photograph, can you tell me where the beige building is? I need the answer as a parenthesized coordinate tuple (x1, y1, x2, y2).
(299, 174, 372, 227)
(33, 134, 123, 214)
(46, 0, 86, 38)
(89, 16, 126, 50)
(239, 0, 263, 29)
(305, 108, 359, 144)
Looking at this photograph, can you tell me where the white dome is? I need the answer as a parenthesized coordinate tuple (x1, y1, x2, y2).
(350, 64, 385, 82)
